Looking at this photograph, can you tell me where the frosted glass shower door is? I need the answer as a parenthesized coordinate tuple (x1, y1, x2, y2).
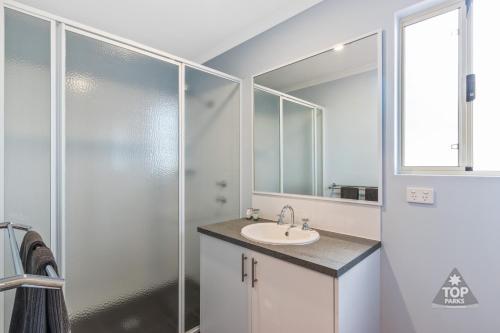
(3, 9, 52, 330)
(184, 67, 240, 331)
(253, 88, 280, 193)
(282, 99, 315, 196)
(65, 30, 180, 333)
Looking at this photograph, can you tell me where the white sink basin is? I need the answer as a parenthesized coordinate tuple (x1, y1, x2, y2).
(241, 223, 320, 245)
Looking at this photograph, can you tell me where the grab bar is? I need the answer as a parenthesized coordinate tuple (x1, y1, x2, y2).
(0, 222, 64, 292)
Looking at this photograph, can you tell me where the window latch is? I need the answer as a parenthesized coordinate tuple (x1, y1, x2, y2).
(450, 144, 459, 150)
(466, 74, 476, 102)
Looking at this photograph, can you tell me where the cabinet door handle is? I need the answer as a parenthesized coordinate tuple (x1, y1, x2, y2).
(241, 254, 248, 282)
(251, 258, 258, 288)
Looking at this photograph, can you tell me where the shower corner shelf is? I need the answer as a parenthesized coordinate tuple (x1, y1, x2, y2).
(0, 221, 65, 292)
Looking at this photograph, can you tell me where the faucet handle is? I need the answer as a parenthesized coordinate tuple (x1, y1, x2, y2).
(301, 218, 312, 231)
(276, 213, 284, 225)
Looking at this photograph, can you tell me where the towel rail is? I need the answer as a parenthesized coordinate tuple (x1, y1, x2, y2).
(7, 223, 24, 276)
(327, 183, 378, 190)
(0, 222, 64, 292)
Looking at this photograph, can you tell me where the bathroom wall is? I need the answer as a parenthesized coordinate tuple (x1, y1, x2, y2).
(207, 0, 500, 332)
(291, 70, 379, 189)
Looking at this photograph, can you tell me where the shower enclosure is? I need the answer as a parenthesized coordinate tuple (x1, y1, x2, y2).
(1, 4, 240, 333)
(254, 85, 323, 196)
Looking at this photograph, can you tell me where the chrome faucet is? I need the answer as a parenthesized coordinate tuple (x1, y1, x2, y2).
(277, 205, 295, 227)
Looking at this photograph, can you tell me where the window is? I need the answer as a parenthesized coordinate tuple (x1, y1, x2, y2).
(399, 0, 500, 173)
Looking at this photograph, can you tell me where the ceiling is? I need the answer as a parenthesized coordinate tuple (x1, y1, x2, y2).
(255, 33, 378, 92)
(15, 0, 323, 63)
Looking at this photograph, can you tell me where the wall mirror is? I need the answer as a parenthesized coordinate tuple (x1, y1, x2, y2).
(252, 31, 382, 204)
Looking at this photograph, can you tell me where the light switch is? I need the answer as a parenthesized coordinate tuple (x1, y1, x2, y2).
(406, 187, 434, 204)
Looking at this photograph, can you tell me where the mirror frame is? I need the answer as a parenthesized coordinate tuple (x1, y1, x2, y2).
(251, 30, 384, 206)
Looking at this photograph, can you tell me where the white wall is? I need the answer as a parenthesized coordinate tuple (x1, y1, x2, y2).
(207, 0, 500, 331)
(292, 69, 379, 189)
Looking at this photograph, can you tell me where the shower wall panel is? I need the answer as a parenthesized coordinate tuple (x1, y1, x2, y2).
(65, 31, 180, 332)
(184, 67, 240, 331)
(3, 8, 52, 331)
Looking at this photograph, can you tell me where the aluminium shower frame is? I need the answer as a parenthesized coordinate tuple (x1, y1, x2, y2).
(0, 2, 243, 332)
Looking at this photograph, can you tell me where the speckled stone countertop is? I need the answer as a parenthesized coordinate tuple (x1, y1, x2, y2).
(198, 218, 381, 277)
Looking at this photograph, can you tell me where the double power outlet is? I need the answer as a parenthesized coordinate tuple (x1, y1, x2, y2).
(406, 187, 434, 204)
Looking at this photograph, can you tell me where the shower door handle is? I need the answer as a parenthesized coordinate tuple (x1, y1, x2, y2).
(251, 258, 258, 288)
(241, 254, 248, 282)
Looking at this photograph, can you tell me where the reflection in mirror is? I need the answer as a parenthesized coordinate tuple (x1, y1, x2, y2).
(253, 32, 380, 203)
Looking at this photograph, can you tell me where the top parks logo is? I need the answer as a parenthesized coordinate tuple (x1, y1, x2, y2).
(432, 268, 478, 308)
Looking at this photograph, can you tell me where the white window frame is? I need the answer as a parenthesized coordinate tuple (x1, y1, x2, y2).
(396, 0, 483, 175)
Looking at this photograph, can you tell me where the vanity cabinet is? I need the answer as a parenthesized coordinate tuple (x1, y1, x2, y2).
(201, 235, 334, 333)
(250, 250, 334, 333)
(200, 235, 250, 333)
(200, 232, 380, 333)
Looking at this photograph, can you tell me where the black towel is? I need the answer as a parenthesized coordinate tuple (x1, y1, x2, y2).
(9, 231, 70, 333)
(9, 231, 45, 333)
(19, 231, 46, 272)
(365, 187, 379, 202)
(341, 186, 359, 200)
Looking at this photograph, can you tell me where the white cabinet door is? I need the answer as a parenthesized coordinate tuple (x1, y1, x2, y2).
(250, 251, 335, 333)
(200, 235, 250, 333)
